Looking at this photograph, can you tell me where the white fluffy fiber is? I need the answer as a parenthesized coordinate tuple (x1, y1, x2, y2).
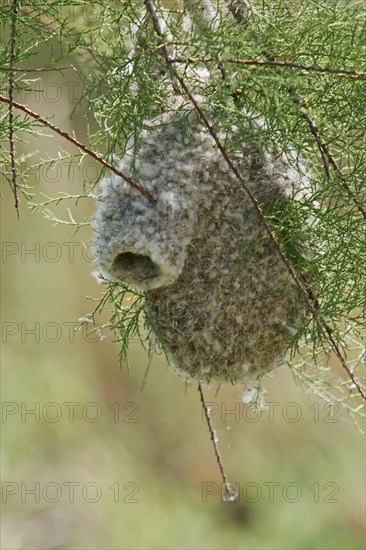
(93, 109, 307, 389)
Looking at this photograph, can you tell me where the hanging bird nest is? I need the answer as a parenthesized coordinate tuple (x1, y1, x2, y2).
(93, 107, 309, 393)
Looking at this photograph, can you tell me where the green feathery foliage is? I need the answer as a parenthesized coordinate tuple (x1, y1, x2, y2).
(1, 0, 365, 421)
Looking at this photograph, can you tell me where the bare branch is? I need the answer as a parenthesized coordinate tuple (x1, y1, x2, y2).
(171, 57, 366, 217)
(8, 0, 19, 217)
(0, 95, 156, 204)
(290, 94, 366, 219)
(227, 58, 366, 79)
(198, 383, 235, 501)
(222, 2, 366, 219)
(0, 65, 74, 72)
(144, 0, 180, 92)
(172, 56, 366, 80)
(140, 354, 153, 392)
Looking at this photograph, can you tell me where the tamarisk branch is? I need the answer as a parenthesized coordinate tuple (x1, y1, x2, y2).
(0, 95, 156, 205)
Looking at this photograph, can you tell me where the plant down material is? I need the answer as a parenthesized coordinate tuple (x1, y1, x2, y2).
(93, 108, 309, 391)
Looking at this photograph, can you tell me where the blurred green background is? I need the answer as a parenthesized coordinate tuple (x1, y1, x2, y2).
(1, 29, 365, 550)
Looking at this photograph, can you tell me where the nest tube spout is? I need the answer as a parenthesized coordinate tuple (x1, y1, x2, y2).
(98, 237, 186, 291)
(112, 251, 160, 286)
(93, 178, 197, 291)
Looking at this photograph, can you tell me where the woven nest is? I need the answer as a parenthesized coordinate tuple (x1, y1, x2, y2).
(93, 109, 308, 392)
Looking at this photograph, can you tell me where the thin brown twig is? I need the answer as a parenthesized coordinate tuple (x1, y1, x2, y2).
(291, 95, 366, 219)
(271, 57, 365, 216)
(9, 0, 19, 218)
(144, 0, 366, 400)
(223, 3, 366, 221)
(140, 354, 153, 392)
(143, 0, 180, 92)
(227, 5, 366, 394)
(173, 56, 366, 219)
(0, 95, 156, 204)
(0, 66, 74, 72)
(228, 58, 366, 79)
(292, 97, 330, 178)
(314, 135, 366, 218)
(172, 57, 366, 80)
(176, 75, 365, 400)
(198, 383, 234, 500)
